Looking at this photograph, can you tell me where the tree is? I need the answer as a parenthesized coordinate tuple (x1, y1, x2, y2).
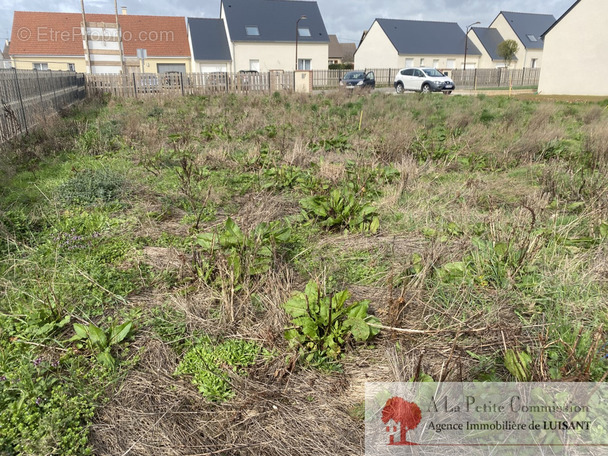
(382, 397, 422, 445)
(497, 39, 519, 93)
(496, 39, 519, 68)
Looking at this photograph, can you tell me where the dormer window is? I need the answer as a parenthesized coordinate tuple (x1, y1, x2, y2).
(526, 34, 537, 42)
(246, 26, 259, 36)
(298, 27, 311, 37)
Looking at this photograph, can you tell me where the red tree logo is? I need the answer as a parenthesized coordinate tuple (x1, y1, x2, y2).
(382, 397, 422, 445)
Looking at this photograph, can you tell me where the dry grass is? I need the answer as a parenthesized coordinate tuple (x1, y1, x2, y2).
(585, 118, 608, 170)
(90, 339, 365, 456)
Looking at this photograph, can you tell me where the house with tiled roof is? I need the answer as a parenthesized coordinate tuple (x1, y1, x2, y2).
(328, 35, 355, 65)
(482, 11, 556, 69)
(220, 0, 329, 72)
(187, 18, 232, 73)
(9, 10, 191, 73)
(355, 19, 481, 70)
(538, 0, 605, 95)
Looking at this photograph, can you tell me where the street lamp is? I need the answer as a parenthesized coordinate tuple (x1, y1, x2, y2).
(295, 15, 307, 70)
(463, 21, 480, 71)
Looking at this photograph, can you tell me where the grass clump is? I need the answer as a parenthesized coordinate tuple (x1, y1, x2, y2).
(57, 168, 126, 205)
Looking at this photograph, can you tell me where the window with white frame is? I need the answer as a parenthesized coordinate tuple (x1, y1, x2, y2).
(67, 63, 75, 72)
(433, 59, 439, 68)
(405, 58, 414, 68)
(297, 59, 311, 70)
(419, 58, 424, 66)
(530, 58, 538, 69)
(33, 62, 48, 70)
(298, 27, 311, 37)
(446, 59, 456, 69)
(249, 59, 260, 71)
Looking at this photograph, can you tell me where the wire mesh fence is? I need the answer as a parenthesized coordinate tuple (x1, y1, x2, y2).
(0, 69, 86, 143)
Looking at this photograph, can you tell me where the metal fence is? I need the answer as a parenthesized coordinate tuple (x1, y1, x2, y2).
(0, 69, 86, 143)
(86, 71, 294, 98)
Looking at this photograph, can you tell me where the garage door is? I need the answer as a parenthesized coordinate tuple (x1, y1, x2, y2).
(200, 64, 227, 73)
(156, 64, 186, 74)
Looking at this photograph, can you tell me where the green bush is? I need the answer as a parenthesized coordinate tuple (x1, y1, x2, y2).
(328, 63, 354, 70)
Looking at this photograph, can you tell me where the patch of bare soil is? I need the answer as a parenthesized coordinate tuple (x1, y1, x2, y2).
(232, 191, 300, 231)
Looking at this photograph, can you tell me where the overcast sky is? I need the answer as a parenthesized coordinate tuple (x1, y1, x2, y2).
(1, 0, 574, 46)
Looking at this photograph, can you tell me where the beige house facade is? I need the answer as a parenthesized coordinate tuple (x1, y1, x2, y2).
(538, 0, 606, 95)
(487, 12, 555, 69)
(355, 19, 481, 70)
(187, 18, 232, 73)
(467, 27, 511, 68)
(220, 0, 329, 73)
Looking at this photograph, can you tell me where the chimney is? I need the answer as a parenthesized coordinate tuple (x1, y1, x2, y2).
(121, 6, 127, 15)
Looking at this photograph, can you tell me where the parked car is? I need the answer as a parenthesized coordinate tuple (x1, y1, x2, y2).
(339, 70, 375, 90)
(137, 73, 160, 93)
(394, 67, 455, 94)
(237, 70, 259, 89)
(162, 71, 183, 88)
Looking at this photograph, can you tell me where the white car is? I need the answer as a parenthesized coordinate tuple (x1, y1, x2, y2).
(394, 67, 455, 94)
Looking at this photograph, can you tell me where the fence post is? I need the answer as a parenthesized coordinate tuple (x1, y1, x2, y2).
(521, 68, 525, 87)
(50, 72, 58, 111)
(132, 73, 138, 99)
(33, 69, 46, 117)
(180, 72, 185, 97)
(12, 68, 28, 135)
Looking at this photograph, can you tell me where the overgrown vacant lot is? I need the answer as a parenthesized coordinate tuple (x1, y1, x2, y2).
(1, 91, 608, 455)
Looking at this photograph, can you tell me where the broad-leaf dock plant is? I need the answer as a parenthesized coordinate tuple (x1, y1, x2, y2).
(300, 187, 379, 233)
(70, 320, 134, 368)
(283, 280, 381, 364)
(194, 217, 291, 289)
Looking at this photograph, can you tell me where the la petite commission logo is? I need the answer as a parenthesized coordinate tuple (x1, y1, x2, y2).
(382, 397, 422, 446)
